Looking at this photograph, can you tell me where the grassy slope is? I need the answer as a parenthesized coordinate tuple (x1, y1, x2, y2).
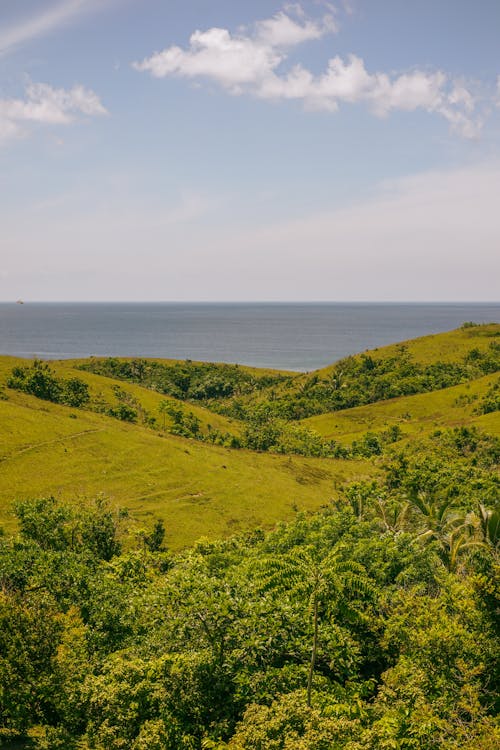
(212, 323, 500, 410)
(301, 372, 500, 444)
(1, 324, 498, 546)
(0, 356, 241, 438)
(314, 322, 500, 376)
(0, 389, 375, 548)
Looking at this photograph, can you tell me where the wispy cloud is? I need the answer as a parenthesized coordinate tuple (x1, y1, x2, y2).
(0, 0, 113, 56)
(4, 164, 499, 301)
(0, 81, 107, 144)
(133, 4, 488, 138)
(194, 163, 500, 300)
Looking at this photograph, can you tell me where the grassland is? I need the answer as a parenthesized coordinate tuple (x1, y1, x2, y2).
(314, 321, 500, 375)
(301, 372, 500, 444)
(0, 387, 375, 547)
(1, 323, 498, 548)
(0, 355, 241, 438)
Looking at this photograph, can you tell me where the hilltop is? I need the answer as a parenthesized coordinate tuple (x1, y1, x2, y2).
(0, 323, 498, 547)
(0, 361, 373, 547)
(1, 323, 499, 750)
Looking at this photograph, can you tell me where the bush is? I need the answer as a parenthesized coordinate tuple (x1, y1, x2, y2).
(7, 361, 89, 408)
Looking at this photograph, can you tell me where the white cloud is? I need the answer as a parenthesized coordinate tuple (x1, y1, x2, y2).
(133, 7, 485, 138)
(133, 6, 336, 90)
(134, 28, 283, 90)
(0, 0, 115, 56)
(255, 9, 337, 46)
(0, 82, 107, 144)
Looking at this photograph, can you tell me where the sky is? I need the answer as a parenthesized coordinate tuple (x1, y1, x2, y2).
(1, 0, 500, 302)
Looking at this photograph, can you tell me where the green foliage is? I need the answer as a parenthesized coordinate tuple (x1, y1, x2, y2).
(8, 360, 90, 407)
(477, 377, 500, 414)
(0, 325, 499, 747)
(0, 591, 63, 734)
(0, 478, 498, 747)
(160, 400, 201, 437)
(14, 496, 122, 560)
(79, 357, 290, 402)
(228, 690, 361, 749)
(140, 518, 167, 552)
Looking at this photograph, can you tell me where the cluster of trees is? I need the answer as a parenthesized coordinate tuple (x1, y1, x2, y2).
(241, 408, 404, 459)
(218, 343, 500, 423)
(79, 358, 290, 402)
(82, 345, 500, 422)
(8, 361, 90, 408)
(1, 430, 498, 749)
(477, 378, 500, 414)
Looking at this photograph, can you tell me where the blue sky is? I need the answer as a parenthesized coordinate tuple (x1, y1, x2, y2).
(1, 0, 499, 301)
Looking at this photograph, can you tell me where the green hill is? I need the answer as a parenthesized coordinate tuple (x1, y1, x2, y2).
(1, 324, 499, 750)
(0, 387, 375, 547)
(301, 371, 500, 446)
(1, 323, 498, 547)
(0, 355, 241, 439)
(204, 322, 500, 422)
(314, 321, 500, 374)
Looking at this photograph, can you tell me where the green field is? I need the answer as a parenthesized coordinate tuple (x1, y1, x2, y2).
(1, 325, 499, 750)
(0, 387, 375, 547)
(1, 323, 498, 547)
(301, 372, 500, 444)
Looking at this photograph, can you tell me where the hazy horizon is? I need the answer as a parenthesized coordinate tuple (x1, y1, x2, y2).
(2, 300, 500, 305)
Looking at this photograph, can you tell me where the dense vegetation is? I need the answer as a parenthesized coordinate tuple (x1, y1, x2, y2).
(8, 361, 90, 408)
(78, 358, 291, 402)
(1, 428, 498, 749)
(1, 325, 499, 748)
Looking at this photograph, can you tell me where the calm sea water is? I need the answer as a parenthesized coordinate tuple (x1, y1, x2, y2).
(0, 302, 499, 372)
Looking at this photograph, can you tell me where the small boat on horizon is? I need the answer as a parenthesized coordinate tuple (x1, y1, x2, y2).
(16, 300, 24, 304)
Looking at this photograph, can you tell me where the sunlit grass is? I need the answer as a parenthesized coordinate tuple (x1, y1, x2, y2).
(301, 372, 500, 443)
(0, 389, 376, 548)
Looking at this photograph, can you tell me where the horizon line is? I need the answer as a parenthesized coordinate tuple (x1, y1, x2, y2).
(2, 300, 500, 305)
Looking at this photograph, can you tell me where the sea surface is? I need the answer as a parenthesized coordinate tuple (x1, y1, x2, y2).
(0, 302, 499, 372)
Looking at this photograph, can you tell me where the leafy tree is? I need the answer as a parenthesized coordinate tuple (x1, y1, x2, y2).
(0, 591, 63, 733)
(257, 544, 374, 707)
(7, 360, 89, 407)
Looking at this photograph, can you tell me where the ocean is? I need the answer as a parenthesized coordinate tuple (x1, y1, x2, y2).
(0, 302, 499, 372)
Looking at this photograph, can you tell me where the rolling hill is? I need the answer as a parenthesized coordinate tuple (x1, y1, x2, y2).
(1, 323, 498, 548)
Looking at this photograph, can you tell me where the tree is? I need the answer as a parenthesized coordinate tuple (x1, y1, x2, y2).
(257, 544, 373, 707)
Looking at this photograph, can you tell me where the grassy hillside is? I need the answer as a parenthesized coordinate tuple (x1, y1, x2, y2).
(0, 355, 241, 439)
(0, 387, 375, 547)
(208, 323, 500, 421)
(1, 323, 498, 547)
(314, 321, 500, 375)
(301, 372, 500, 445)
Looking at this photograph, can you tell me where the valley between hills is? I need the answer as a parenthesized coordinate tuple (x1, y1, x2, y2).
(0, 323, 499, 749)
(0, 323, 498, 547)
